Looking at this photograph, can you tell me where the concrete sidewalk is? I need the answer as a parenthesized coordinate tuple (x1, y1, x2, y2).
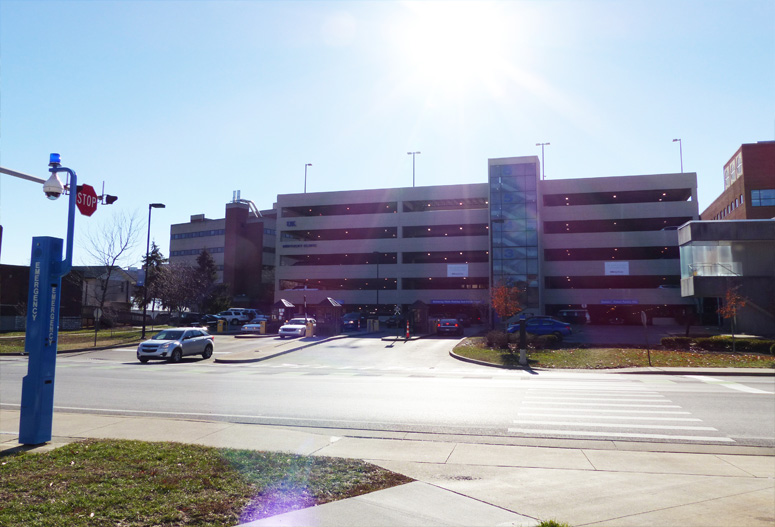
(1, 408, 772, 526)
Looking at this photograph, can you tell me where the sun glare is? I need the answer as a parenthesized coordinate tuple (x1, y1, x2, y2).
(394, 2, 515, 101)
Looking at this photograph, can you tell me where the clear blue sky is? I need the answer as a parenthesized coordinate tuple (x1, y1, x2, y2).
(1, 0, 773, 267)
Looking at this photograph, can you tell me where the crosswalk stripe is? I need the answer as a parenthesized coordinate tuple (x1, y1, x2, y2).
(685, 375, 774, 394)
(516, 413, 701, 421)
(521, 402, 680, 408)
(526, 408, 690, 414)
(524, 396, 668, 402)
(513, 420, 717, 431)
(507, 428, 735, 442)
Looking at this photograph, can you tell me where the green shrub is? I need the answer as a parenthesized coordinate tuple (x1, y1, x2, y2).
(486, 330, 509, 350)
(531, 334, 558, 350)
(692, 336, 775, 353)
(771, 342, 775, 355)
(661, 336, 693, 350)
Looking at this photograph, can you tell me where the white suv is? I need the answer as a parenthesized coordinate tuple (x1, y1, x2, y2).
(279, 318, 316, 338)
(217, 309, 250, 326)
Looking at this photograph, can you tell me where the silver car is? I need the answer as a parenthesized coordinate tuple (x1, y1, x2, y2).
(137, 328, 214, 363)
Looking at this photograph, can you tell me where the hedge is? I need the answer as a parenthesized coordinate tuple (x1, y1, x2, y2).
(661, 336, 775, 353)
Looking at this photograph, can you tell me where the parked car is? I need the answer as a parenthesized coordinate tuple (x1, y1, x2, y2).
(342, 312, 366, 331)
(241, 316, 269, 334)
(279, 318, 316, 338)
(557, 309, 590, 325)
(217, 309, 250, 326)
(199, 314, 225, 329)
(437, 318, 464, 336)
(239, 309, 260, 320)
(170, 311, 201, 326)
(455, 313, 472, 327)
(137, 328, 214, 363)
(507, 317, 571, 340)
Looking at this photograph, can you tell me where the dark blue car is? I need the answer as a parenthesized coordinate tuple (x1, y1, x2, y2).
(507, 317, 571, 340)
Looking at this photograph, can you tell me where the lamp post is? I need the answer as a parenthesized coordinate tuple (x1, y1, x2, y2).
(407, 151, 421, 187)
(536, 142, 550, 180)
(672, 139, 683, 173)
(304, 163, 312, 193)
(142, 203, 165, 339)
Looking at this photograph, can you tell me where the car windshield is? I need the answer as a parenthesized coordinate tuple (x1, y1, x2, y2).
(152, 330, 184, 341)
(287, 319, 307, 325)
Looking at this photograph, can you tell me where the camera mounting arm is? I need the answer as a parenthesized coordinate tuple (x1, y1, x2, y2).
(47, 154, 76, 277)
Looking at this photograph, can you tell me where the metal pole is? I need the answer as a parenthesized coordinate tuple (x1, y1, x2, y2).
(673, 139, 683, 173)
(142, 203, 165, 339)
(407, 152, 420, 187)
(304, 163, 312, 193)
(142, 206, 152, 339)
(536, 143, 550, 180)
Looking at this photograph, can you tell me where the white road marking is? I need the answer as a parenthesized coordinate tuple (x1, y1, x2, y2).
(507, 428, 735, 442)
(513, 420, 717, 431)
(684, 375, 774, 394)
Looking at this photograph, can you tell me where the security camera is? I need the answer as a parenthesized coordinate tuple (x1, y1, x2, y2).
(43, 173, 65, 200)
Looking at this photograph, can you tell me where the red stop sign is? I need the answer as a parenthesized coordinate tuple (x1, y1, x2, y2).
(76, 184, 99, 216)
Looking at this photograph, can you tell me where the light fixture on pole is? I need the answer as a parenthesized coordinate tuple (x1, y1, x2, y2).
(304, 163, 312, 193)
(536, 142, 550, 180)
(407, 151, 421, 187)
(672, 139, 683, 173)
(142, 203, 166, 339)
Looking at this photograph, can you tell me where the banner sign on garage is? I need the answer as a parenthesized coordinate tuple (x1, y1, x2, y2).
(605, 261, 630, 276)
(447, 264, 469, 277)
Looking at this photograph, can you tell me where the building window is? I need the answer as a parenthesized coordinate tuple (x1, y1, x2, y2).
(736, 153, 743, 176)
(751, 189, 775, 207)
(171, 229, 225, 240)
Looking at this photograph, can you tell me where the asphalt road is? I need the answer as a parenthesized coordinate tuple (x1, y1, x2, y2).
(2, 334, 773, 448)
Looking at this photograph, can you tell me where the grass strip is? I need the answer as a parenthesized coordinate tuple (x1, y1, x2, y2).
(0, 439, 413, 526)
(454, 337, 775, 369)
(0, 328, 164, 354)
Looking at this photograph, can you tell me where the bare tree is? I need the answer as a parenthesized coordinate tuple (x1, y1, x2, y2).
(156, 263, 198, 318)
(82, 210, 141, 344)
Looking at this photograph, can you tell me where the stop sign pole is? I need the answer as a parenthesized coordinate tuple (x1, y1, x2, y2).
(19, 154, 78, 445)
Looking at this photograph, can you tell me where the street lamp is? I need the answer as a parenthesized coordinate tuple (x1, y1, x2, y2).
(304, 163, 312, 193)
(672, 139, 683, 173)
(142, 203, 165, 339)
(536, 142, 550, 180)
(407, 151, 421, 187)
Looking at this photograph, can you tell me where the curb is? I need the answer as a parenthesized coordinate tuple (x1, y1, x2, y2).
(448, 350, 775, 376)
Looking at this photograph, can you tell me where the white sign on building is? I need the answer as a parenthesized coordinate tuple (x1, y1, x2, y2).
(447, 264, 469, 277)
(605, 261, 630, 276)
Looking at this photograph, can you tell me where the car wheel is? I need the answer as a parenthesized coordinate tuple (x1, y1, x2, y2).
(169, 348, 183, 363)
(230, 319, 240, 326)
(138, 357, 149, 364)
(553, 331, 563, 341)
(201, 344, 213, 360)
